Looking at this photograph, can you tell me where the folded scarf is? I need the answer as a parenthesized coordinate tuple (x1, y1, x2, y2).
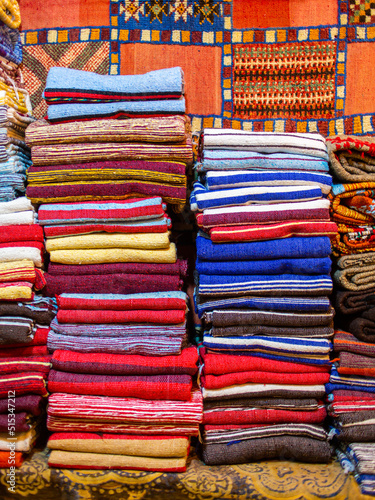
(327, 135, 375, 182)
(202, 435, 332, 465)
(48, 370, 193, 401)
(209, 220, 338, 243)
(0, 395, 44, 416)
(201, 130, 328, 159)
(196, 235, 332, 261)
(196, 150, 329, 172)
(43, 67, 184, 103)
(47, 389, 203, 424)
(197, 273, 333, 297)
(47, 449, 188, 472)
(48, 432, 189, 458)
(205, 170, 332, 193)
(48, 243, 177, 265)
(51, 347, 198, 376)
(26, 116, 188, 146)
(197, 199, 331, 229)
(196, 256, 332, 276)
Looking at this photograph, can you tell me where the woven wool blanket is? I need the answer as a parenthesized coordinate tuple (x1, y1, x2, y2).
(28, 161, 186, 189)
(205, 170, 332, 194)
(0, 224, 43, 243)
(0, 372, 48, 398)
(334, 264, 375, 292)
(0, 260, 43, 288)
(0, 427, 39, 453)
(204, 308, 334, 328)
(1, 326, 49, 349)
(38, 197, 168, 225)
(201, 351, 330, 375)
(47, 331, 184, 356)
(196, 295, 332, 318)
(329, 182, 375, 225)
(196, 256, 332, 276)
(56, 309, 186, 325)
(0, 296, 56, 324)
(0, 282, 34, 301)
(26, 116, 188, 146)
(51, 347, 198, 376)
(202, 435, 332, 465)
(48, 370, 193, 401)
(47, 449, 188, 472)
(347, 313, 375, 344)
(337, 351, 375, 377)
(0, 345, 48, 357)
(48, 433, 189, 458)
(196, 235, 332, 261)
(43, 273, 184, 296)
(0, 316, 35, 344)
(191, 182, 323, 211)
(208, 324, 333, 339)
(44, 67, 184, 104)
(327, 135, 375, 182)
(48, 243, 177, 265)
(0, 413, 34, 433)
(337, 251, 375, 269)
(201, 130, 328, 159)
(209, 220, 338, 243)
(202, 384, 327, 401)
(0, 356, 51, 374)
(26, 182, 187, 209)
(197, 273, 333, 297)
(47, 99, 186, 123)
(47, 389, 203, 424)
(0, 395, 44, 416)
(334, 330, 375, 358)
(327, 367, 375, 394)
(333, 288, 375, 315)
(0, 242, 43, 266)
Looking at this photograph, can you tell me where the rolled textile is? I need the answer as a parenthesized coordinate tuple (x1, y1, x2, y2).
(25, 116, 188, 146)
(48, 449, 188, 472)
(47, 98, 186, 123)
(196, 256, 332, 276)
(326, 135, 375, 182)
(202, 435, 332, 465)
(332, 288, 375, 316)
(48, 371, 193, 400)
(205, 170, 332, 194)
(43, 66, 184, 103)
(209, 220, 338, 243)
(51, 347, 198, 376)
(56, 309, 186, 325)
(333, 330, 375, 358)
(48, 243, 177, 265)
(48, 433, 189, 457)
(47, 389, 203, 424)
(347, 309, 375, 343)
(201, 130, 328, 159)
(196, 235, 332, 261)
(329, 182, 375, 225)
(196, 150, 329, 172)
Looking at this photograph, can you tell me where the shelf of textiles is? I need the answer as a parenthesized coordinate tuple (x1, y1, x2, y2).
(22, 65, 203, 471)
(191, 128, 338, 465)
(326, 135, 375, 497)
(0, 12, 57, 469)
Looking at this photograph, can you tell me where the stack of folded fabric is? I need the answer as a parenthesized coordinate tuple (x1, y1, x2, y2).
(192, 129, 337, 465)
(326, 135, 375, 495)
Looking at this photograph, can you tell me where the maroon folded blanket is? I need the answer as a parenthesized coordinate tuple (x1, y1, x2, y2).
(0, 345, 49, 358)
(0, 356, 51, 374)
(44, 274, 184, 296)
(56, 294, 187, 311)
(0, 412, 33, 433)
(47, 370, 192, 401)
(0, 372, 48, 397)
(56, 309, 186, 324)
(0, 395, 45, 415)
(51, 348, 198, 376)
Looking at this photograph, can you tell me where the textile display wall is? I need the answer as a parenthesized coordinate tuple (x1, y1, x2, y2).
(18, 0, 375, 136)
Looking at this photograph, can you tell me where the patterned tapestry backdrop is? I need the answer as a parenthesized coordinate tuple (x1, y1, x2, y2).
(17, 0, 375, 136)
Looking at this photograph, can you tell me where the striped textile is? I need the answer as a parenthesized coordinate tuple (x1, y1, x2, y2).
(0, 297, 57, 324)
(337, 351, 375, 376)
(329, 182, 375, 225)
(205, 170, 332, 193)
(0, 260, 42, 287)
(56, 309, 186, 325)
(0, 372, 48, 397)
(208, 325, 331, 338)
(0, 316, 35, 344)
(25, 116, 188, 146)
(333, 330, 375, 358)
(43, 67, 184, 103)
(0, 357, 51, 374)
(191, 182, 323, 211)
(201, 130, 328, 159)
(327, 135, 375, 182)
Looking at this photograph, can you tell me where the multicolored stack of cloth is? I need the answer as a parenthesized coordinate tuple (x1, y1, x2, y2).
(22, 66, 203, 471)
(192, 129, 337, 465)
(326, 135, 375, 496)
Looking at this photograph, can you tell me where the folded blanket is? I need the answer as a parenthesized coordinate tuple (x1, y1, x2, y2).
(48, 370, 193, 401)
(205, 170, 332, 194)
(0, 260, 44, 289)
(347, 309, 375, 343)
(191, 182, 323, 211)
(202, 384, 327, 401)
(327, 367, 375, 394)
(209, 220, 338, 243)
(196, 256, 332, 276)
(196, 235, 332, 261)
(337, 351, 375, 377)
(48, 449, 188, 472)
(56, 309, 186, 325)
(43, 67, 184, 103)
(0, 426, 39, 452)
(329, 182, 375, 225)
(26, 116, 188, 146)
(333, 288, 375, 315)
(47, 98, 186, 123)
(0, 242, 44, 267)
(51, 347, 198, 376)
(197, 273, 332, 297)
(48, 243, 177, 265)
(327, 135, 375, 182)
(0, 412, 36, 433)
(202, 435, 332, 465)
(334, 265, 375, 291)
(0, 451, 23, 468)
(0, 345, 48, 357)
(0, 316, 35, 344)
(0, 395, 45, 416)
(2, 326, 49, 348)
(0, 224, 43, 243)
(0, 356, 51, 374)
(0, 210, 35, 225)
(196, 151, 329, 172)
(48, 433, 189, 457)
(333, 424, 375, 443)
(0, 282, 34, 301)
(209, 324, 333, 338)
(333, 330, 375, 358)
(47, 389, 203, 424)
(0, 372, 48, 397)
(201, 130, 328, 159)
(0, 296, 56, 324)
